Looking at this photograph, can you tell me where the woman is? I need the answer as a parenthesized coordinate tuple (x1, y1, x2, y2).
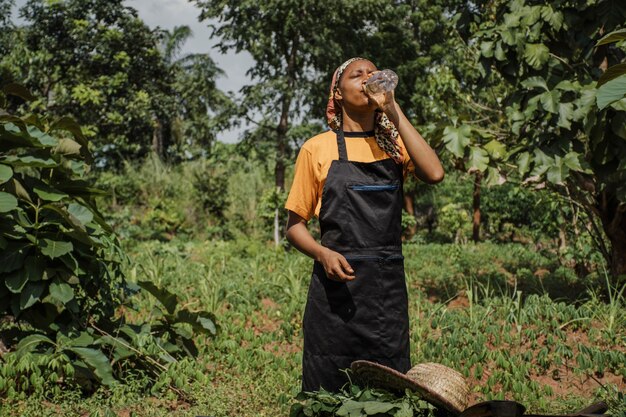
(285, 57, 444, 392)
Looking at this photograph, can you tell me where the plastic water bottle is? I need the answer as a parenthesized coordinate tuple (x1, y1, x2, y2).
(364, 69, 398, 95)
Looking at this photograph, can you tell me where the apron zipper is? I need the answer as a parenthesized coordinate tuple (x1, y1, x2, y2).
(348, 184, 399, 191)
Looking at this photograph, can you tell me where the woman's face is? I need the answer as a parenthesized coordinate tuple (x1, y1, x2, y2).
(337, 60, 378, 110)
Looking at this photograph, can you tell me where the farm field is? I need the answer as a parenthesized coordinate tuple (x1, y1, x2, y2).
(5, 239, 624, 417)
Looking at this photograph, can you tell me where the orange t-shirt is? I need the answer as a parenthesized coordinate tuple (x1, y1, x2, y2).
(285, 130, 415, 221)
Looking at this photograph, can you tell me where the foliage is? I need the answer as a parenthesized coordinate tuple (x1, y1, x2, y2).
(462, 1, 626, 276)
(290, 385, 436, 417)
(0, 82, 216, 398)
(0, 0, 230, 166)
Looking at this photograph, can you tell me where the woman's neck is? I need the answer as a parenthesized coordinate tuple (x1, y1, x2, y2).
(341, 109, 375, 132)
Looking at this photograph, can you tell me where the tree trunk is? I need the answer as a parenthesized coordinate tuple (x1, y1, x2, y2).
(403, 191, 417, 239)
(152, 116, 164, 159)
(472, 171, 482, 243)
(597, 191, 626, 278)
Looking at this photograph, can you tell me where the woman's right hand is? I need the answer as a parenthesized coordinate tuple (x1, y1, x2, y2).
(316, 247, 355, 282)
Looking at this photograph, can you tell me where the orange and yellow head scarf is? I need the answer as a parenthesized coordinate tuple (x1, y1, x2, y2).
(326, 57, 404, 164)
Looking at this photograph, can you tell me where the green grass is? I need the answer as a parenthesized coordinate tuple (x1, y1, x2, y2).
(4, 239, 625, 416)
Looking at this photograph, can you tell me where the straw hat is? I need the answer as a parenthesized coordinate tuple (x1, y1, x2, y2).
(351, 361, 470, 415)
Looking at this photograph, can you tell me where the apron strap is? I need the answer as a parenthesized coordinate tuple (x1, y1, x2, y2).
(335, 129, 348, 161)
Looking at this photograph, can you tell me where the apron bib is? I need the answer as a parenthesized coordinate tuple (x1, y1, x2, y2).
(301, 129, 410, 392)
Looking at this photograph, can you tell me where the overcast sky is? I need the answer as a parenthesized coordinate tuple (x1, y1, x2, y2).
(11, 0, 254, 143)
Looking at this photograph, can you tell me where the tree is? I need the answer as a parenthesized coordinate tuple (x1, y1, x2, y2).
(1, 0, 175, 166)
(157, 26, 234, 159)
(464, 0, 626, 276)
(192, 0, 388, 244)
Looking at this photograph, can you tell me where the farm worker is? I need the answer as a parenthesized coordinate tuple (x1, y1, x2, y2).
(284, 57, 445, 392)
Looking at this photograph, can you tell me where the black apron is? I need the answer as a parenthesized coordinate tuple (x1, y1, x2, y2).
(301, 129, 410, 392)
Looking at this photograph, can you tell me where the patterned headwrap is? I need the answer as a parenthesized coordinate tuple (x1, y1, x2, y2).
(326, 57, 404, 164)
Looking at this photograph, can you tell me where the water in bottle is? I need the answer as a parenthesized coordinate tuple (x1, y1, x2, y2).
(364, 69, 398, 95)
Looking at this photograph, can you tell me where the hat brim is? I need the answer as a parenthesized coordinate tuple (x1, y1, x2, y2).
(351, 360, 464, 415)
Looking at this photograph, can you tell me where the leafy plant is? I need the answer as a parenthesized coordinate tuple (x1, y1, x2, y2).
(0, 81, 216, 398)
(290, 384, 437, 417)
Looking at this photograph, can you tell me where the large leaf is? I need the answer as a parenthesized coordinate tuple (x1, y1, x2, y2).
(5, 269, 29, 293)
(468, 147, 489, 172)
(20, 281, 45, 310)
(597, 64, 626, 88)
(362, 401, 396, 415)
(49, 279, 75, 304)
(0, 242, 30, 273)
(521, 76, 548, 91)
(483, 140, 506, 160)
(0, 191, 18, 213)
(138, 281, 179, 315)
(0, 164, 13, 184)
(33, 183, 68, 202)
(517, 152, 531, 175)
(2, 155, 58, 168)
(596, 28, 626, 46)
(597, 74, 626, 109)
(68, 203, 94, 226)
(53, 138, 82, 156)
(442, 125, 472, 158)
(69, 347, 116, 386)
(39, 239, 73, 259)
(2, 83, 35, 101)
(15, 334, 55, 357)
(557, 102, 575, 129)
(524, 43, 549, 69)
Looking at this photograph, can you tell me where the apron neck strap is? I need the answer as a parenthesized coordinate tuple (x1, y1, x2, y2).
(335, 129, 348, 161)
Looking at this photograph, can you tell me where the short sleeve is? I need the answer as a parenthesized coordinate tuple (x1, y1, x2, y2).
(285, 146, 319, 221)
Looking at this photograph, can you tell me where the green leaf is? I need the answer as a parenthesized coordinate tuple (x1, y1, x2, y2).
(49, 279, 75, 304)
(0, 242, 30, 273)
(547, 156, 567, 184)
(442, 125, 472, 158)
(468, 147, 489, 172)
(33, 183, 68, 202)
(0, 192, 18, 213)
(597, 74, 626, 109)
(562, 152, 583, 172)
(0, 164, 13, 184)
(138, 281, 179, 314)
(15, 334, 55, 357)
(20, 281, 45, 309)
(514, 150, 531, 175)
(68, 203, 93, 225)
(5, 269, 29, 293)
(39, 239, 73, 259)
(597, 64, 626, 88)
(25, 256, 44, 282)
(480, 41, 494, 58)
(484, 140, 506, 160)
(53, 138, 82, 156)
(521, 76, 548, 91)
(3, 155, 58, 168)
(524, 43, 550, 69)
(541, 5, 563, 30)
(362, 401, 396, 414)
(540, 90, 560, 113)
(596, 28, 626, 46)
(337, 400, 364, 417)
(2, 83, 35, 101)
(558, 102, 574, 129)
(69, 347, 116, 386)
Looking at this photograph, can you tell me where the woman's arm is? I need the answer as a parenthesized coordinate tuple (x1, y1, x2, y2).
(367, 87, 445, 184)
(384, 100, 445, 184)
(286, 210, 355, 282)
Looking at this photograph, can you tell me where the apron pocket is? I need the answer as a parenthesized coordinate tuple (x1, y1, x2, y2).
(344, 182, 402, 248)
